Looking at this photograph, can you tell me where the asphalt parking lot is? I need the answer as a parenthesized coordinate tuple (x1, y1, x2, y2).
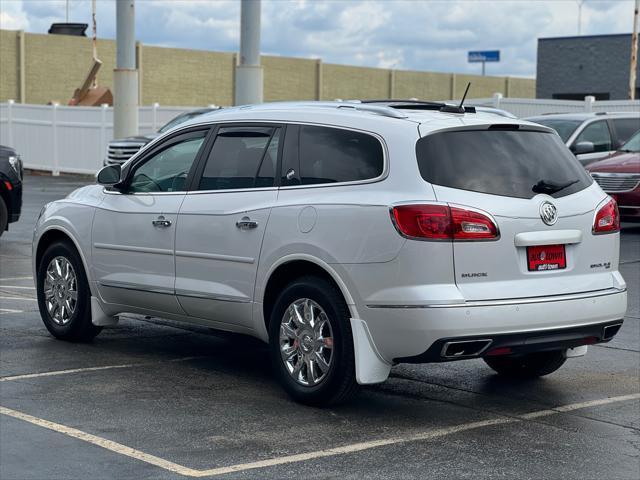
(1, 174, 639, 480)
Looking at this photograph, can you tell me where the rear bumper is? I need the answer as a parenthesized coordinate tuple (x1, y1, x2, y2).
(396, 319, 623, 363)
(361, 288, 628, 363)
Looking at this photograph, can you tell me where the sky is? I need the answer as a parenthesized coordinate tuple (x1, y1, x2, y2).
(0, 0, 636, 78)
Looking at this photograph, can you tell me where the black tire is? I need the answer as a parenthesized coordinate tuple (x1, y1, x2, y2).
(484, 350, 567, 378)
(37, 240, 102, 342)
(0, 196, 7, 238)
(268, 275, 359, 406)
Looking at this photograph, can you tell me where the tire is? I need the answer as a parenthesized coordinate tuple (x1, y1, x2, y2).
(268, 275, 359, 406)
(0, 196, 7, 238)
(36, 240, 102, 342)
(484, 350, 567, 378)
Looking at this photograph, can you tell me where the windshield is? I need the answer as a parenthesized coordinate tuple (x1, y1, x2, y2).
(620, 130, 640, 152)
(416, 129, 593, 199)
(529, 119, 582, 143)
(158, 112, 205, 133)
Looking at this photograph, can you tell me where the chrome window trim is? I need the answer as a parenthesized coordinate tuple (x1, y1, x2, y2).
(188, 120, 389, 193)
(366, 287, 626, 309)
(103, 119, 391, 195)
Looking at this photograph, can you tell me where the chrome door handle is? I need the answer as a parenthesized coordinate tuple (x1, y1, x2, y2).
(236, 217, 258, 230)
(152, 216, 172, 228)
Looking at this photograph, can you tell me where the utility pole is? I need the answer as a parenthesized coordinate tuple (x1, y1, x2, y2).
(630, 0, 639, 100)
(114, 0, 138, 139)
(577, 0, 584, 35)
(235, 0, 263, 106)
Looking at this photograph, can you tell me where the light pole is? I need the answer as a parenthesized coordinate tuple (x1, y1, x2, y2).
(235, 0, 263, 106)
(630, 0, 639, 99)
(113, 0, 139, 139)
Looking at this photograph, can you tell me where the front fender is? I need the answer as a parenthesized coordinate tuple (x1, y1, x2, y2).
(33, 202, 98, 294)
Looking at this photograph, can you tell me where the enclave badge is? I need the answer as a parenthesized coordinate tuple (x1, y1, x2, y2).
(539, 201, 558, 226)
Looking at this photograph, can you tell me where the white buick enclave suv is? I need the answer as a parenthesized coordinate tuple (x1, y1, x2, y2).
(33, 101, 627, 405)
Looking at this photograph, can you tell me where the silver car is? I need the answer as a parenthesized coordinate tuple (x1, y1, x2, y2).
(525, 112, 640, 166)
(33, 101, 627, 405)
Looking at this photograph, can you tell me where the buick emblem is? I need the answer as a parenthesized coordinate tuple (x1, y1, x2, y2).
(539, 201, 558, 226)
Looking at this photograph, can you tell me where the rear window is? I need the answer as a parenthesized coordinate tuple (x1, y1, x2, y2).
(416, 129, 593, 199)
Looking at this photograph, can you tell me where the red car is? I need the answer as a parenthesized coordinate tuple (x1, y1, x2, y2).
(587, 131, 640, 222)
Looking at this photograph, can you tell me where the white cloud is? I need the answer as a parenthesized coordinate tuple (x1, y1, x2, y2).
(1, 0, 636, 77)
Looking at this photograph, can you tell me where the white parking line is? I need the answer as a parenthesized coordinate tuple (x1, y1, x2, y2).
(0, 296, 36, 301)
(0, 276, 33, 281)
(0, 406, 200, 477)
(0, 285, 36, 290)
(1, 393, 638, 478)
(0, 308, 24, 315)
(0, 356, 206, 382)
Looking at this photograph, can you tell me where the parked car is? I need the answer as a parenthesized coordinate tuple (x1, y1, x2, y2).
(525, 113, 640, 166)
(33, 101, 627, 406)
(587, 130, 640, 222)
(0, 145, 23, 237)
(104, 107, 220, 166)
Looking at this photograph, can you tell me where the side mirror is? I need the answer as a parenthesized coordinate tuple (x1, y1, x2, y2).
(572, 141, 595, 155)
(96, 164, 121, 186)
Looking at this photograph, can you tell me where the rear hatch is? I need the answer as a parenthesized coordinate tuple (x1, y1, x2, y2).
(416, 124, 620, 301)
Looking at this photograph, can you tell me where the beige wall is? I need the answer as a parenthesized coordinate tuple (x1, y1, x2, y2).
(141, 46, 235, 106)
(322, 64, 391, 100)
(394, 70, 454, 100)
(0, 29, 535, 106)
(0, 30, 19, 101)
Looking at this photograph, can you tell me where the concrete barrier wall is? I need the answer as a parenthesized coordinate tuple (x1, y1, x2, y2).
(0, 29, 535, 106)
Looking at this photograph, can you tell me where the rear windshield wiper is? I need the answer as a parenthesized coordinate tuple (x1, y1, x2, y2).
(532, 179, 579, 195)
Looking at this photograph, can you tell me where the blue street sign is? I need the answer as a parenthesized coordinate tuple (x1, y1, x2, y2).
(468, 50, 500, 63)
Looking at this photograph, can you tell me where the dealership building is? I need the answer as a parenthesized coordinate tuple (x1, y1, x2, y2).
(537, 33, 640, 100)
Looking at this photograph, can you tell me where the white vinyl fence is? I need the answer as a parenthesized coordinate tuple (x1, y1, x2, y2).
(1, 96, 638, 175)
(458, 94, 640, 118)
(0, 101, 200, 175)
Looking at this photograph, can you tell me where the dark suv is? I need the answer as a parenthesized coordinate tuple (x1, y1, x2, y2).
(0, 145, 23, 237)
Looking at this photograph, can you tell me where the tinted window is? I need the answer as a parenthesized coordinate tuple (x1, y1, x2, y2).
(255, 128, 281, 188)
(530, 119, 581, 142)
(612, 118, 640, 145)
(416, 129, 593, 199)
(129, 133, 206, 193)
(621, 131, 640, 152)
(574, 121, 612, 152)
(198, 127, 276, 190)
(298, 126, 383, 185)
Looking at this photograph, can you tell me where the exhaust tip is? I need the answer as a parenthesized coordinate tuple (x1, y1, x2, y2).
(603, 323, 622, 341)
(441, 339, 492, 359)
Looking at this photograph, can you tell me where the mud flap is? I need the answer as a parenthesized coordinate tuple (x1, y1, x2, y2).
(91, 297, 119, 326)
(350, 318, 392, 384)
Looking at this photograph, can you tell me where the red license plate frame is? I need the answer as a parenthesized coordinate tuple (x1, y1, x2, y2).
(527, 244, 566, 272)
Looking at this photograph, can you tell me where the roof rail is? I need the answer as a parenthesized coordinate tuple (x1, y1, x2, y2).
(336, 103, 408, 119)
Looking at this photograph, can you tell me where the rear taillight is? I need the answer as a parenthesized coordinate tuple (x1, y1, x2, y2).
(391, 204, 498, 241)
(592, 198, 620, 235)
